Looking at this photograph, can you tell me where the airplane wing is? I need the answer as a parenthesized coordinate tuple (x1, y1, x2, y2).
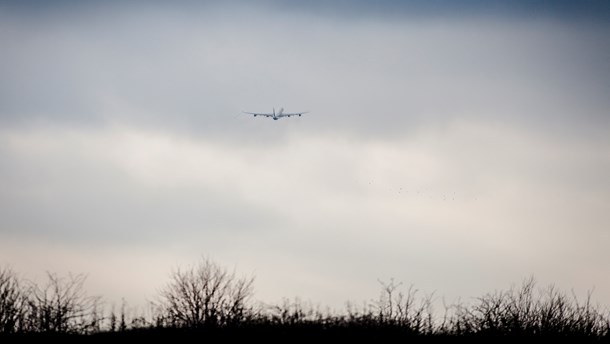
(277, 111, 309, 118)
(243, 111, 274, 118)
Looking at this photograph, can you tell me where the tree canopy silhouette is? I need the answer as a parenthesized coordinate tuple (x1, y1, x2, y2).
(158, 257, 254, 328)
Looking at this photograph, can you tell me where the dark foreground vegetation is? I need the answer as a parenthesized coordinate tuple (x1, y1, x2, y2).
(1, 259, 609, 341)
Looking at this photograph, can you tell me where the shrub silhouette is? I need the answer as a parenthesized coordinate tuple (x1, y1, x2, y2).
(158, 257, 254, 328)
(1, 262, 609, 340)
(0, 267, 28, 333)
(450, 277, 609, 338)
(26, 272, 100, 334)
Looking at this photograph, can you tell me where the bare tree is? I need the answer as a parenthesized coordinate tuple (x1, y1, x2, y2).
(109, 304, 117, 332)
(119, 298, 127, 332)
(373, 278, 435, 334)
(0, 267, 28, 333)
(26, 272, 100, 333)
(159, 258, 254, 328)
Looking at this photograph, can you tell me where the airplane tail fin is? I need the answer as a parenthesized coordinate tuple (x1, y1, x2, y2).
(273, 107, 275, 116)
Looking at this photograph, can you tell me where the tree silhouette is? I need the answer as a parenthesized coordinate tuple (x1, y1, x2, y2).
(159, 258, 254, 328)
(0, 267, 28, 334)
(26, 272, 100, 333)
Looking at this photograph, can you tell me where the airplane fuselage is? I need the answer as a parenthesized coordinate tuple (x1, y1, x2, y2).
(244, 107, 306, 120)
(274, 108, 284, 120)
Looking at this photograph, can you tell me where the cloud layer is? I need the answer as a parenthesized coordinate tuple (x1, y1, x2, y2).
(1, 2, 609, 308)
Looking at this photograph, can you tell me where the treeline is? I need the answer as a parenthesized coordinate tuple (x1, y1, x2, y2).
(1, 259, 609, 340)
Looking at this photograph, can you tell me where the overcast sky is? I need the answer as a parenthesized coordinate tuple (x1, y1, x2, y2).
(1, 1, 609, 310)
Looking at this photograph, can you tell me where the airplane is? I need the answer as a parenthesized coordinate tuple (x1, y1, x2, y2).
(243, 108, 308, 120)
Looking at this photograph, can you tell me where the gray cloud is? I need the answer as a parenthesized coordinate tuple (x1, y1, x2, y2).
(1, 121, 609, 307)
(1, 2, 610, 308)
(0, 126, 284, 247)
(1, 4, 609, 140)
